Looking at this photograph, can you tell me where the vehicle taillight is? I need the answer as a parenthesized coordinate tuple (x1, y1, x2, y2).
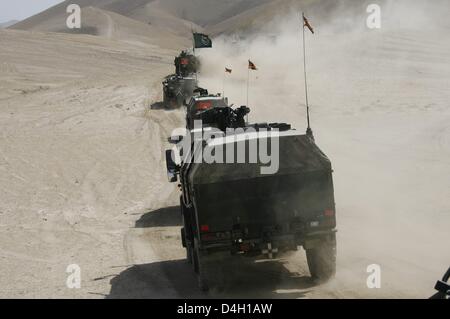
(200, 225, 210, 232)
(196, 101, 212, 111)
(239, 243, 251, 252)
(324, 209, 335, 217)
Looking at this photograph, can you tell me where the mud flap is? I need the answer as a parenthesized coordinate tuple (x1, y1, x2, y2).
(181, 228, 186, 248)
(304, 230, 337, 250)
(304, 238, 322, 250)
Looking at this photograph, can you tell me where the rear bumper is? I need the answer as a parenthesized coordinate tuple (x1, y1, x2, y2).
(200, 229, 337, 256)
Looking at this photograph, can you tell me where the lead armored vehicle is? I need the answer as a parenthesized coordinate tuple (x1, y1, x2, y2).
(166, 105, 337, 291)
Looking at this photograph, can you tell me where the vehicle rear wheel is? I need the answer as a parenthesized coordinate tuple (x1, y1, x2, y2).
(181, 227, 194, 264)
(306, 234, 336, 282)
(181, 202, 194, 265)
(192, 239, 228, 292)
(186, 240, 194, 265)
(163, 91, 169, 105)
(193, 239, 209, 291)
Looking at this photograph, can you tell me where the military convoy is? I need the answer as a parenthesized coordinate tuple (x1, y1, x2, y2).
(161, 32, 337, 292)
(156, 25, 447, 299)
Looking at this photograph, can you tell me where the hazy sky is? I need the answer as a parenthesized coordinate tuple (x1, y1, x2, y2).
(0, 0, 64, 23)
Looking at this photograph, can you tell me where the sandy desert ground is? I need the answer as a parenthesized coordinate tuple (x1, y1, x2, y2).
(0, 0, 449, 298)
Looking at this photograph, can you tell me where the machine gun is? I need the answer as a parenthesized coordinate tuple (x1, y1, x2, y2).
(196, 105, 250, 131)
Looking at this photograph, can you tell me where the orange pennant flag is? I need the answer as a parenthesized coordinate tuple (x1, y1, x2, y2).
(248, 60, 258, 70)
(303, 14, 314, 34)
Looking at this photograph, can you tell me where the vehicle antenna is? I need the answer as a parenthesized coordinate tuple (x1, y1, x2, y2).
(191, 24, 198, 83)
(301, 12, 314, 139)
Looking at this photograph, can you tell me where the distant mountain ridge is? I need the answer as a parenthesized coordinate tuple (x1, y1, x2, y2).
(10, 0, 274, 36)
(11, 0, 448, 39)
(0, 20, 19, 28)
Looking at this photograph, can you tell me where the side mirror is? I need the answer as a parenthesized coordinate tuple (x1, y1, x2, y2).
(166, 149, 179, 183)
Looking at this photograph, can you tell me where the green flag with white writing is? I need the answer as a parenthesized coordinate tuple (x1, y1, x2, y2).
(193, 33, 212, 48)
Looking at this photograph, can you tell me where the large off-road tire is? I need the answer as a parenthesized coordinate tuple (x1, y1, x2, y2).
(181, 227, 186, 248)
(193, 239, 228, 292)
(181, 199, 194, 265)
(181, 227, 194, 264)
(163, 91, 176, 109)
(193, 238, 209, 291)
(306, 234, 337, 282)
(163, 91, 169, 106)
(186, 240, 194, 265)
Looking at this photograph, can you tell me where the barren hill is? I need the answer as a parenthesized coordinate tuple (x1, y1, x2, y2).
(10, 0, 276, 37)
(11, 0, 197, 38)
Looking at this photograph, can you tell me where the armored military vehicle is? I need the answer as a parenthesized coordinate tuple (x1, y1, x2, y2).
(162, 75, 197, 109)
(162, 51, 200, 109)
(185, 92, 241, 130)
(166, 104, 337, 291)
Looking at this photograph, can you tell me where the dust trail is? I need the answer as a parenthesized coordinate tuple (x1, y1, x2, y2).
(195, 0, 450, 297)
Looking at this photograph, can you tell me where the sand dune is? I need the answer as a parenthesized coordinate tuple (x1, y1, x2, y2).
(0, 27, 186, 298)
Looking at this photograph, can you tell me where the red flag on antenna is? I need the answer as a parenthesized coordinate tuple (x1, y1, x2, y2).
(303, 14, 314, 34)
(248, 60, 258, 70)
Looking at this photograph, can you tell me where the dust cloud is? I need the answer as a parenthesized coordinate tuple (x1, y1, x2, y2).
(196, 0, 450, 297)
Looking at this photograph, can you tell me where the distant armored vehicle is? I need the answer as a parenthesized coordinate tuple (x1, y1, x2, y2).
(175, 51, 200, 77)
(162, 75, 197, 109)
(162, 51, 199, 109)
(166, 105, 337, 291)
